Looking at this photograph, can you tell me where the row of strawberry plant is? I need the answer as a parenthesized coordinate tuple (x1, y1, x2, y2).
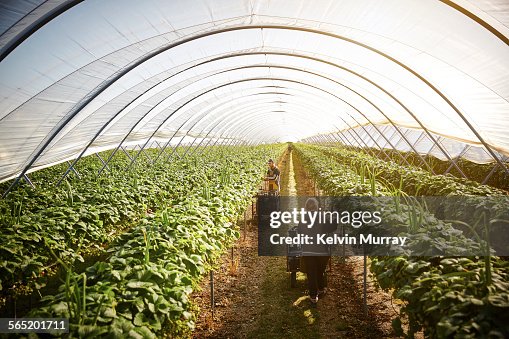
(304, 144, 506, 196)
(23, 145, 283, 337)
(379, 147, 509, 191)
(301, 144, 509, 253)
(0, 145, 281, 308)
(0, 148, 193, 303)
(293, 145, 486, 256)
(294, 144, 509, 338)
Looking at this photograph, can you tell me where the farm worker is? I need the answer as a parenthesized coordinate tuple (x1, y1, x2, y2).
(298, 198, 336, 305)
(264, 159, 280, 191)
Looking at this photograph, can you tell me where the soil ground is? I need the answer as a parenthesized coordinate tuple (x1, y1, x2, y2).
(191, 148, 400, 338)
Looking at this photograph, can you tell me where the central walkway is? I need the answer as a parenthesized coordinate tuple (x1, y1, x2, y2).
(286, 150, 298, 196)
(192, 147, 394, 338)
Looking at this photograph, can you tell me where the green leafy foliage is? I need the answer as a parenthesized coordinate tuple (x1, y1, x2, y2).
(0, 150, 184, 298)
(307, 144, 506, 196)
(14, 144, 285, 337)
(295, 143, 509, 338)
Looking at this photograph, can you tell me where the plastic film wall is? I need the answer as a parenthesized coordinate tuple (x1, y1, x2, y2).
(312, 125, 509, 165)
(0, 0, 508, 182)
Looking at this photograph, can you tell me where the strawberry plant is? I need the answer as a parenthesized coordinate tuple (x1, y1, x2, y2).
(294, 144, 509, 338)
(15, 145, 284, 337)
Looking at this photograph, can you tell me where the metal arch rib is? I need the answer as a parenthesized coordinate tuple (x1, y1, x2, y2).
(147, 76, 399, 159)
(6, 24, 507, 197)
(157, 97, 311, 156)
(180, 100, 334, 147)
(0, 0, 84, 62)
(117, 66, 406, 171)
(58, 50, 412, 154)
(53, 53, 425, 186)
(110, 74, 365, 172)
(152, 91, 300, 162)
(58, 50, 438, 183)
(122, 63, 434, 172)
(216, 111, 312, 144)
(197, 73, 406, 164)
(439, 0, 509, 46)
(112, 74, 383, 171)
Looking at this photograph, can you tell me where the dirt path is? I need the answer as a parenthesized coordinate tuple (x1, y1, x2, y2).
(192, 148, 396, 338)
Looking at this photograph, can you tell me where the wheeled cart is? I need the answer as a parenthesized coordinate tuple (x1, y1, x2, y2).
(286, 226, 331, 288)
(286, 226, 301, 288)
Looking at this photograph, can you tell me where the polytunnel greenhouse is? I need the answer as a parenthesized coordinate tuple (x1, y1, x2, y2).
(0, 0, 508, 337)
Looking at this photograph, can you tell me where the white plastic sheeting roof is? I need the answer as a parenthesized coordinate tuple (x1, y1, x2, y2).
(0, 0, 508, 182)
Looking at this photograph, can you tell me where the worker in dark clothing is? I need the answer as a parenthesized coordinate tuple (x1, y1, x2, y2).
(298, 198, 336, 305)
(264, 159, 280, 191)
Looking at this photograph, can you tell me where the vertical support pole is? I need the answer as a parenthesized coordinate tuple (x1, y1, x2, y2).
(243, 208, 247, 242)
(95, 153, 110, 172)
(23, 174, 35, 188)
(121, 146, 134, 161)
(481, 162, 500, 185)
(435, 137, 467, 178)
(210, 271, 215, 319)
(333, 132, 354, 150)
(444, 145, 470, 175)
(363, 253, 368, 317)
(341, 224, 345, 263)
(66, 161, 81, 179)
